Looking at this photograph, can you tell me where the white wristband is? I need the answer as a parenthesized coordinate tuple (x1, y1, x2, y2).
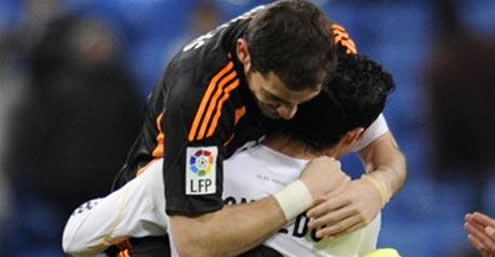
(273, 180, 313, 221)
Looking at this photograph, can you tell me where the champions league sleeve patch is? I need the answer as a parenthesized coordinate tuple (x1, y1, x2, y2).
(186, 146, 217, 195)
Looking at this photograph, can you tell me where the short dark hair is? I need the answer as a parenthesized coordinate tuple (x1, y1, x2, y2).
(274, 53, 395, 153)
(245, 0, 336, 91)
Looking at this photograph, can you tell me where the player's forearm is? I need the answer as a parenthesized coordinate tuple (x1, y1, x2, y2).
(63, 166, 167, 257)
(170, 196, 287, 257)
(359, 132, 407, 200)
(62, 198, 114, 257)
(62, 191, 138, 257)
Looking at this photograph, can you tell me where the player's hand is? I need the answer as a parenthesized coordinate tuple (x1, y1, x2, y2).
(299, 156, 350, 202)
(465, 212, 495, 257)
(306, 177, 382, 238)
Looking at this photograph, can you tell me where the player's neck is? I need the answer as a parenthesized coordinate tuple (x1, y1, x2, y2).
(263, 135, 339, 160)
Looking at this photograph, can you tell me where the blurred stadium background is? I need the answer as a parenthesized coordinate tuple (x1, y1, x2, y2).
(0, 0, 494, 257)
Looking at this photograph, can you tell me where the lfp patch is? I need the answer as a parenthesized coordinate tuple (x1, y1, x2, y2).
(186, 146, 217, 195)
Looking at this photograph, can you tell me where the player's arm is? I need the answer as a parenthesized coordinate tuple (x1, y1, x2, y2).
(161, 68, 345, 256)
(331, 24, 407, 195)
(333, 25, 407, 200)
(307, 115, 407, 238)
(162, 37, 352, 254)
(358, 130, 407, 202)
(162, 82, 277, 257)
(63, 198, 108, 257)
(170, 197, 285, 257)
(62, 160, 167, 257)
(162, 59, 281, 257)
(168, 157, 347, 257)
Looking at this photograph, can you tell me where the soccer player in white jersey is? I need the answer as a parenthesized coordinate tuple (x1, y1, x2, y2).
(63, 52, 397, 257)
(221, 53, 394, 257)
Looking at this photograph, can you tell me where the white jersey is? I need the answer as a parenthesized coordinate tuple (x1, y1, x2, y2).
(223, 145, 381, 257)
(352, 114, 388, 152)
(62, 159, 169, 257)
(62, 115, 388, 257)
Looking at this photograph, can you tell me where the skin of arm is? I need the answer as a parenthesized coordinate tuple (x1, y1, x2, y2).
(62, 154, 345, 257)
(170, 156, 346, 257)
(62, 159, 286, 257)
(358, 131, 407, 200)
(306, 131, 407, 238)
(170, 197, 286, 257)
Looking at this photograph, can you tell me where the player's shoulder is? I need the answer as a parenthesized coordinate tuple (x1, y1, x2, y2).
(164, 51, 241, 119)
(162, 41, 233, 114)
(165, 24, 243, 91)
(164, 5, 262, 92)
(225, 142, 265, 166)
(165, 42, 230, 93)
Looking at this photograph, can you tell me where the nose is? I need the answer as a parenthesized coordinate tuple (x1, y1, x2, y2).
(276, 104, 297, 120)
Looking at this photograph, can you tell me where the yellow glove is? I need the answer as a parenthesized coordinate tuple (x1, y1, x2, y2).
(363, 248, 402, 257)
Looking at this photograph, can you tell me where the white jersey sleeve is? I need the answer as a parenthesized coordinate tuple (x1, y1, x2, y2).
(351, 114, 389, 152)
(62, 159, 167, 257)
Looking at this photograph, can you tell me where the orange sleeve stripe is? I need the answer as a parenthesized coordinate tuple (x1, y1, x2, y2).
(331, 23, 347, 32)
(333, 31, 353, 44)
(197, 70, 238, 140)
(347, 39, 357, 49)
(334, 31, 349, 40)
(234, 106, 246, 126)
(341, 41, 357, 54)
(223, 106, 245, 147)
(188, 62, 234, 141)
(152, 113, 165, 158)
(334, 35, 356, 47)
(116, 240, 132, 257)
(207, 79, 241, 137)
(333, 30, 358, 54)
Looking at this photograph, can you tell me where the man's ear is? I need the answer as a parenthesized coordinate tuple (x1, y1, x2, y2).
(344, 127, 365, 145)
(332, 127, 366, 159)
(236, 38, 251, 72)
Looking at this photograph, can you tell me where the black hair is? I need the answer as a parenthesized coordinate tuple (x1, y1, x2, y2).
(274, 52, 395, 153)
(245, 0, 337, 91)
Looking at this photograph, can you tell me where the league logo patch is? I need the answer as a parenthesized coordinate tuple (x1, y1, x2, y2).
(186, 146, 217, 195)
(190, 149, 214, 176)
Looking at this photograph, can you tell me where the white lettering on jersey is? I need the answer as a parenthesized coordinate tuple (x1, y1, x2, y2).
(224, 195, 323, 242)
(223, 145, 381, 257)
(183, 5, 266, 52)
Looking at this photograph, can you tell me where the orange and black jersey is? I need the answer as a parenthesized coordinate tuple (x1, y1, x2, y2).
(105, 7, 360, 256)
(110, 2, 358, 216)
(111, 6, 268, 215)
